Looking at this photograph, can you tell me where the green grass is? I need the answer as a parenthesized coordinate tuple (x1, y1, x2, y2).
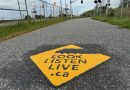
(92, 16, 130, 29)
(0, 18, 69, 41)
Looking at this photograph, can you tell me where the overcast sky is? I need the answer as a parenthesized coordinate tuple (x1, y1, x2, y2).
(0, 0, 120, 20)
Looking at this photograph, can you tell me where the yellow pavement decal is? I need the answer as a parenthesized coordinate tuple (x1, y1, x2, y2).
(30, 45, 111, 87)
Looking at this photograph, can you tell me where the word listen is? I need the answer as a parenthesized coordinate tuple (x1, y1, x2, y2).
(44, 54, 87, 77)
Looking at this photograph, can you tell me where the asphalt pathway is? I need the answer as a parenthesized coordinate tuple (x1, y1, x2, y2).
(0, 18, 130, 90)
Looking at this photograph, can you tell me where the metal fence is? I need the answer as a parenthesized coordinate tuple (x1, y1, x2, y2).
(33, 0, 69, 18)
(93, 0, 130, 17)
(0, 0, 28, 21)
(0, 0, 70, 25)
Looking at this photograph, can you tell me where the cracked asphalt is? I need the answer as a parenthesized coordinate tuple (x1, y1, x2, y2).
(0, 18, 130, 90)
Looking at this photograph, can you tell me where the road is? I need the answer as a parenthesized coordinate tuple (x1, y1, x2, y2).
(0, 18, 130, 90)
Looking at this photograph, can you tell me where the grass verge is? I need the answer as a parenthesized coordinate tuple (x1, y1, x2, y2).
(0, 18, 69, 41)
(92, 16, 130, 29)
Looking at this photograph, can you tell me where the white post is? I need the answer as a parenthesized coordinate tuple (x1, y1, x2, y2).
(70, 0, 73, 18)
(106, 0, 110, 16)
(42, 1, 46, 18)
(121, 0, 124, 17)
(60, 0, 62, 16)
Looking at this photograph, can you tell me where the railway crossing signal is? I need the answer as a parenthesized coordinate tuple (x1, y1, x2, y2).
(94, 0, 102, 3)
(81, 0, 83, 4)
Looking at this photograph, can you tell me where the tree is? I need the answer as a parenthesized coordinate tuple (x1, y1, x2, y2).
(80, 9, 94, 17)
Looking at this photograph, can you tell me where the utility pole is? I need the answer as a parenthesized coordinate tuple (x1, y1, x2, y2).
(39, 0, 46, 17)
(52, 4, 55, 17)
(126, 0, 129, 17)
(32, 1, 37, 20)
(46, 4, 48, 18)
(53, 2, 56, 17)
(70, 0, 73, 18)
(69, 0, 83, 18)
(94, 0, 98, 16)
(25, 0, 29, 21)
(96, 2, 99, 16)
(17, 0, 22, 20)
(60, 0, 63, 16)
(99, 0, 103, 16)
(121, 0, 124, 17)
(106, 0, 110, 16)
(65, 0, 68, 15)
(39, 0, 46, 18)
(42, 2, 46, 18)
(50, 5, 52, 17)
(40, 6, 42, 20)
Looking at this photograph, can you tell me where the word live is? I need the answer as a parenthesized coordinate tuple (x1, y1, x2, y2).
(45, 54, 87, 70)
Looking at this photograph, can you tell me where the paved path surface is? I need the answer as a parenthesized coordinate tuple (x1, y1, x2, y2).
(0, 18, 130, 90)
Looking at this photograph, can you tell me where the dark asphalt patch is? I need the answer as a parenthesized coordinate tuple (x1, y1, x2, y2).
(0, 44, 128, 90)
